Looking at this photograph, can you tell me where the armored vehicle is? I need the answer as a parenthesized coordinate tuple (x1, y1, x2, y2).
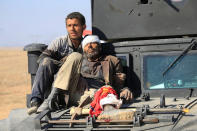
(1, 0, 197, 130)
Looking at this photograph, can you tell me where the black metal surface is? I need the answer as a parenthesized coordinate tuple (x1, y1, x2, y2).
(92, 0, 197, 40)
(170, 98, 197, 130)
(34, 109, 51, 130)
(27, 52, 40, 74)
(160, 94, 166, 108)
(24, 43, 47, 52)
(24, 43, 48, 107)
(102, 37, 197, 98)
(24, 43, 47, 87)
(39, 109, 136, 131)
(34, 105, 185, 131)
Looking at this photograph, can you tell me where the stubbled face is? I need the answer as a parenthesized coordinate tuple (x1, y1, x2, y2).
(84, 42, 101, 61)
(66, 18, 86, 40)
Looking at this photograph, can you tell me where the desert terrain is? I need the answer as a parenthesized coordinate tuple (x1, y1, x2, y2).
(0, 48, 31, 120)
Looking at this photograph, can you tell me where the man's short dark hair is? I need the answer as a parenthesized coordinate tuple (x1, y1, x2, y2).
(66, 12, 86, 25)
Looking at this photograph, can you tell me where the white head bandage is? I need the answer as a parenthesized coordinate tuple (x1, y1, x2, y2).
(100, 94, 122, 109)
(82, 35, 100, 50)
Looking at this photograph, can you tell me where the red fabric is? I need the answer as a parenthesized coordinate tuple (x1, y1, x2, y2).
(89, 85, 118, 117)
(82, 30, 92, 37)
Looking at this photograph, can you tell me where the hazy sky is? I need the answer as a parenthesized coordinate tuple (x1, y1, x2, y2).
(0, 0, 91, 47)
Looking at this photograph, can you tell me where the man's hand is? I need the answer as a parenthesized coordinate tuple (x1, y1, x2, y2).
(120, 88, 133, 102)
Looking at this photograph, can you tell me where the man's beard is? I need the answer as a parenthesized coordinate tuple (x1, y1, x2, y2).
(84, 48, 100, 61)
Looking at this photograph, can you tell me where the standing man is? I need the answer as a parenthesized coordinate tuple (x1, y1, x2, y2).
(27, 12, 86, 115)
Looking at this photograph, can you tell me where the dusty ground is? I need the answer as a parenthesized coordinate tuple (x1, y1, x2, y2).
(0, 48, 31, 120)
